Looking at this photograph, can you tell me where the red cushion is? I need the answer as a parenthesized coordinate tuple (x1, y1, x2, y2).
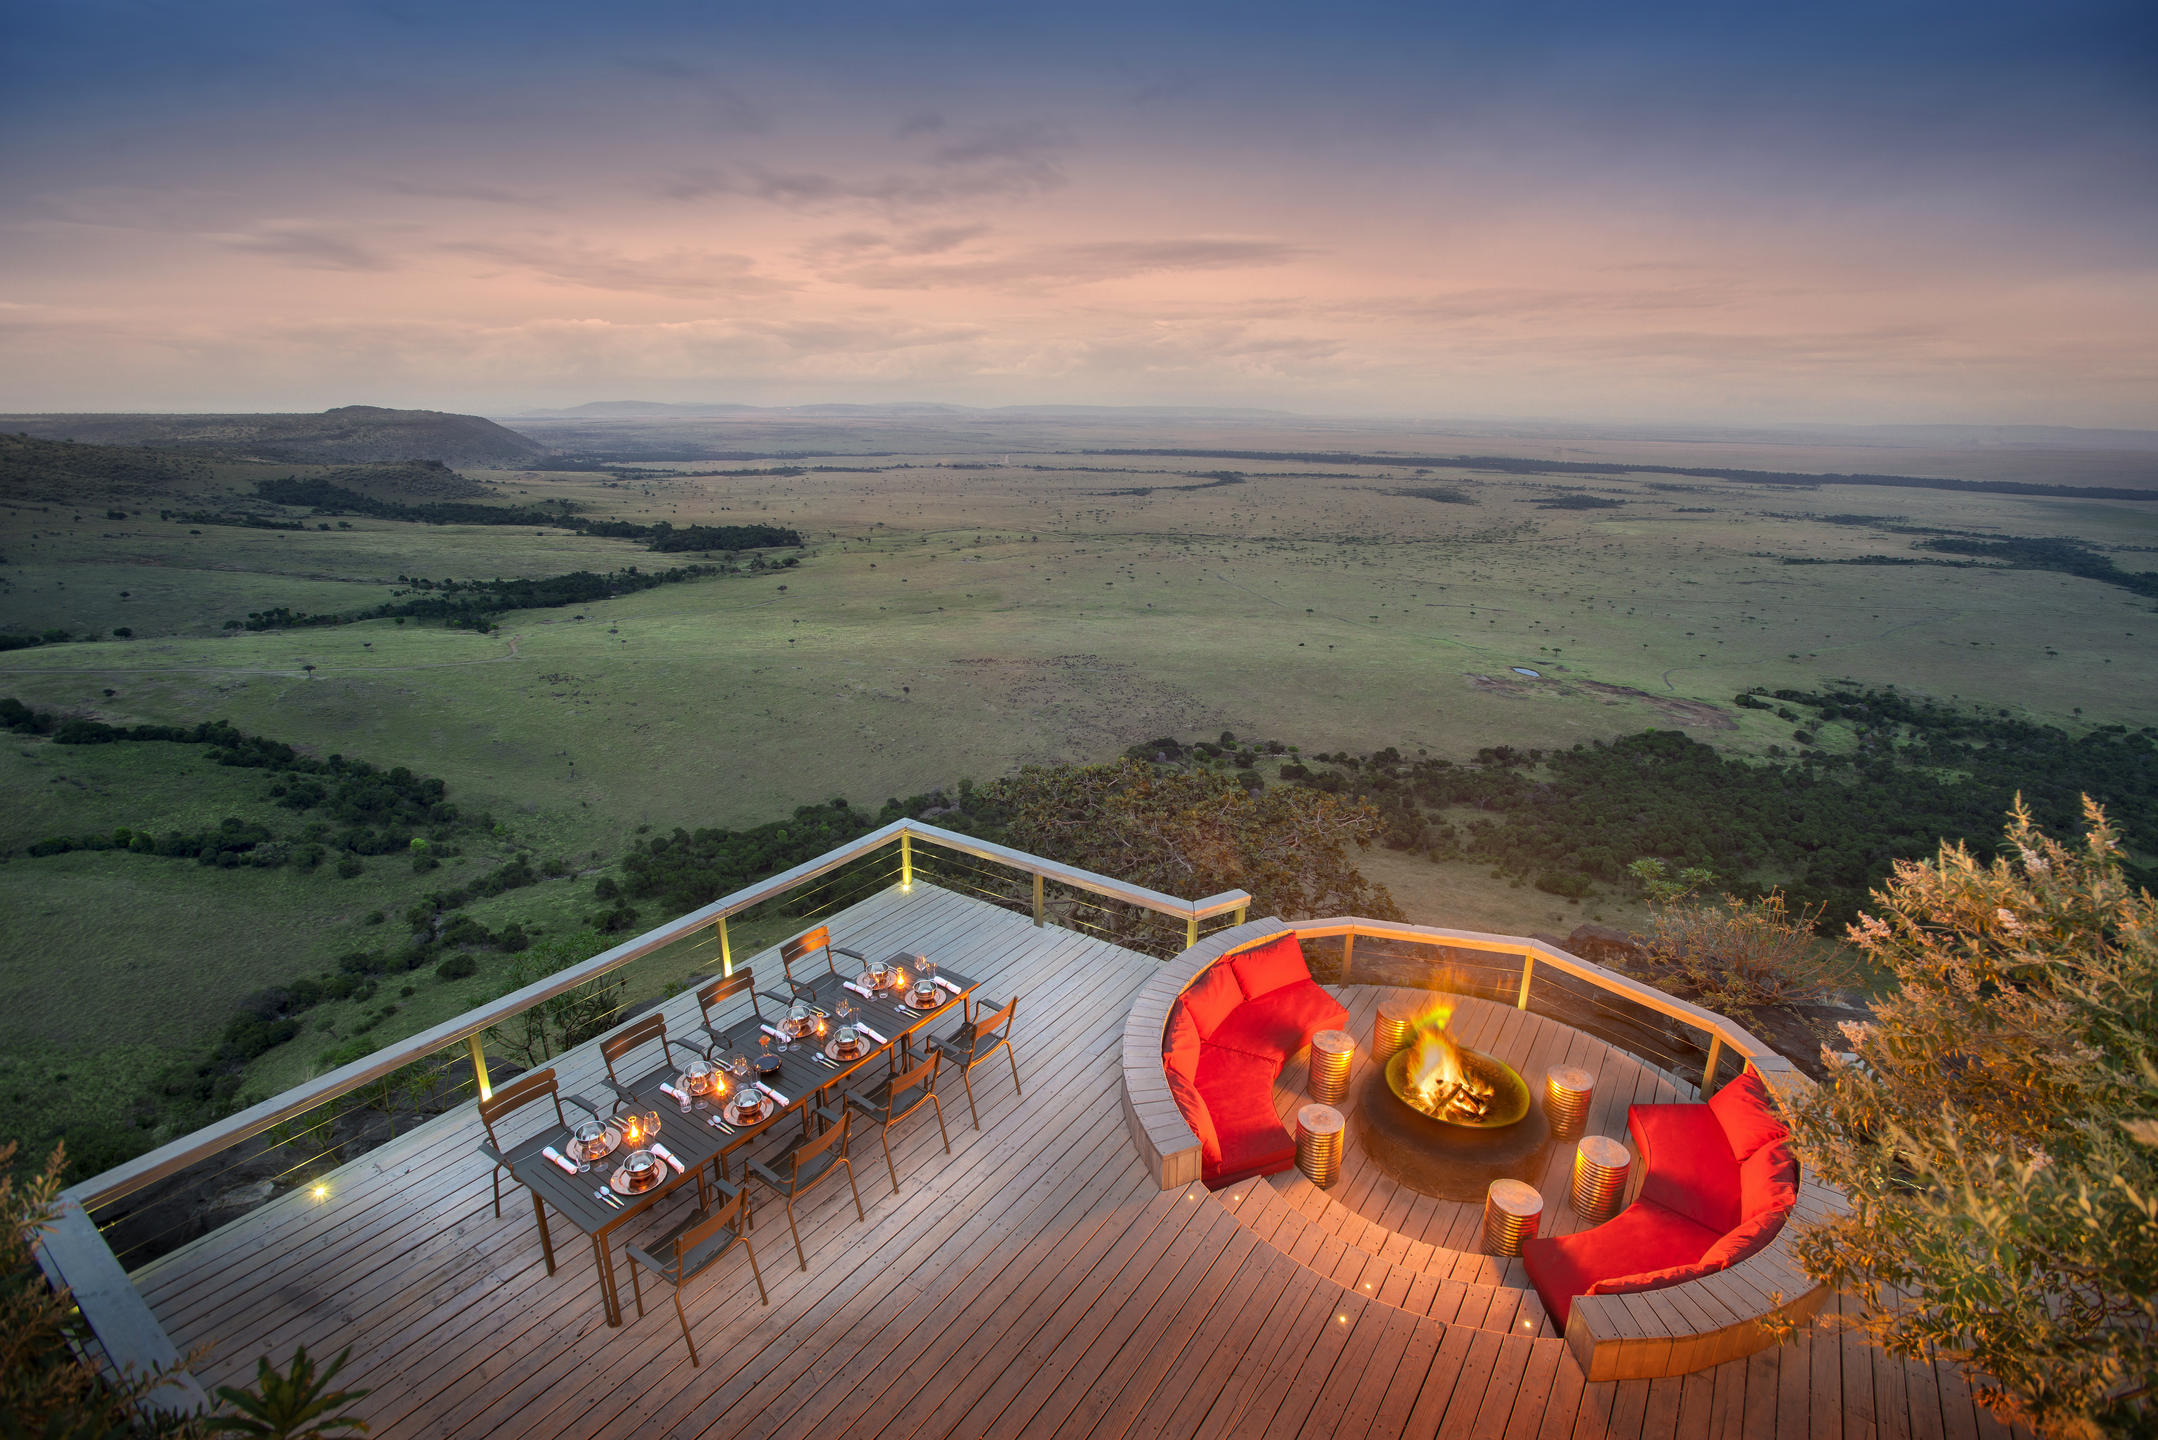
(1739, 1140, 1799, 1219)
(1522, 1199, 1724, 1329)
(1163, 1002, 1203, 1082)
(1630, 1103, 1742, 1234)
(1708, 1070, 1789, 1162)
(1700, 1204, 1790, 1269)
(1166, 1070, 1219, 1159)
(1227, 933, 1311, 999)
(1587, 1258, 1722, 1295)
(1205, 982, 1349, 1062)
(1195, 1047, 1295, 1187)
(1179, 962, 1246, 1039)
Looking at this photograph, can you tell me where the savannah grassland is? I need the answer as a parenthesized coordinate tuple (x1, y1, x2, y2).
(2, 418, 2154, 1170)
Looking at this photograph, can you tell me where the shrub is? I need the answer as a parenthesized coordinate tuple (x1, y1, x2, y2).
(1790, 798, 2158, 1439)
(434, 954, 477, 981)
(335, 856, 363, 879)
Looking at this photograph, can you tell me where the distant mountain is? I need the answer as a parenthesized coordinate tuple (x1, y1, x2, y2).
(0, 406, 547, 468)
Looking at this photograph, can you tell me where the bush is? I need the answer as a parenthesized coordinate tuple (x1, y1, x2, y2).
(435, 954, 478, 981)
(1791, 798, 2158, 1438)
(335, 856, 363, 879)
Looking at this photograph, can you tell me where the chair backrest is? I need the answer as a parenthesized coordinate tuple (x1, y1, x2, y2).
(697, 972, 760, 1031)
(780, 925, 831, 984)
(479, 1067, 563, 1148)
(785, 1110, 849, 1179)
(886, 1051, 939, 1110)
(601, 1013, 669, 1085)
(971, 997, 1017, 1053)
(674, 1189, 747, 1266)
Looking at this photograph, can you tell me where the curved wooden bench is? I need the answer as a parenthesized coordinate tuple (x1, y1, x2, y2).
(1120, 922, 1844, 1380)
(1120, 917, 1289, 1189)
(1563, 1052, 1838, 1379)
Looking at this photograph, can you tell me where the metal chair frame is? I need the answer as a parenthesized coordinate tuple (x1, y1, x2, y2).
(625, 1181, 766, 1365)
(774, 923, 866, 1002)
(476, 1068, 599, 1273)
(598, 1013, 693, 1110)
(694, 971, 765, 1060)
(928, 995, 1022, 1131)
(845, 1050, 949, 1196)
(747, 1103, 865, 1271)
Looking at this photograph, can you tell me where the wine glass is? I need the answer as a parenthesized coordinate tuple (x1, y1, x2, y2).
(730, 1048, 749, 1082)
(572, 1118, 604, 1175)
(835, 993, 854, 1028)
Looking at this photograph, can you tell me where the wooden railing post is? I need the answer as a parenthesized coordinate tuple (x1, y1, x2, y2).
(901, 833, 913, 891)
(1185, 913, 1199, 949)
(1233, 904, 1247, 926)
(1516, 953, 1535, 1010)
(1032, 873, 1045, 926)
(1341, 932, 1356, 982)
(718, 915, 733, 977)
(465, 1034, 492, 1103)
(1702, 1036, 1724, 1097)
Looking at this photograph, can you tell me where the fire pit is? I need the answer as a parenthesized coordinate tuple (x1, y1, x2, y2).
(1352, 1001, 1551, 1201)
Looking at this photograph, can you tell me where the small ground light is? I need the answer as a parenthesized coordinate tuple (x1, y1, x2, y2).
(311, 1183, 328, 1201)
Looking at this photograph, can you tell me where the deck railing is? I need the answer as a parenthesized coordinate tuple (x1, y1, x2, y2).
(64, 819, 1248, 1232)
(1285, 916, 1796, 1095)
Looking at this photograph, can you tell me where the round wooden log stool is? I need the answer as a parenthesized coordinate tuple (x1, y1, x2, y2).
(1482, 1179, 1544, 1256)
(1571, 1134, 1631, 1226)
(1296, 1104, 1345, 1188)
(1373, 995, 1421, 1065)
(1308, 1029, 1354, 1103)
(1544, 1065, 1595, 1139)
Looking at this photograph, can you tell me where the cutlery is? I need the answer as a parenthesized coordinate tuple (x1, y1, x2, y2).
(595, 1188, 623, 1210)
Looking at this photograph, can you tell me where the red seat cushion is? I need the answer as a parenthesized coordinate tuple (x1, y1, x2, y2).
(1205, 981, 1349, 1062)
(1179, 962, 1246, 1039)
(1521, 1199, 1723, 1328)
(1163, 1002, 1203, 1082)
(1587, 1257, 1723, 1295)
(1195, 1044, 1294, 1187)
(1227, 933, 1311, 999)
(1629, 1102, 1743, 1234)
(1739, 1140, 1800, 1219)
(1166, 1070, 1219, 1159)
(1708, 1070, 1790, 1162)
(1699, 1204, 1790, 1269)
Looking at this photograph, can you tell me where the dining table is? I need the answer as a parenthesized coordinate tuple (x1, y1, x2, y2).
(492, 954, 980, 1326)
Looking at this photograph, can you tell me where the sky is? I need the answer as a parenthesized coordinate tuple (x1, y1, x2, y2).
(3, 1, 2155, 426)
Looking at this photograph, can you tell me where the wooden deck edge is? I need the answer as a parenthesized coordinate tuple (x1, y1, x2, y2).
(33, 1197, 208, 1414)
(1118, 917, 1293, 1191)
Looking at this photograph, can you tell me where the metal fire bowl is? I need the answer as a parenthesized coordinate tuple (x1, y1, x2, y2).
(1354, 1047, 1551, 1202)
(1384, 1046, 1534, 1130)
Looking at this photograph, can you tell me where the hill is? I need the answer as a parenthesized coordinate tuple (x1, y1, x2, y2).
(0, 406, 546, 468)
(0, 432, 215, 501)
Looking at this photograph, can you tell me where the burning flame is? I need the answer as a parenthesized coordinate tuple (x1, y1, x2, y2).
(1400, 1002, 1496, 1123)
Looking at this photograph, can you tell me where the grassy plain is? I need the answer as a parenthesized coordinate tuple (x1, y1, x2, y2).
(3, 418, 2155, 1170)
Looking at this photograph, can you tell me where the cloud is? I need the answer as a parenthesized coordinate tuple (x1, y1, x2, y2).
(832, 237, 1308, 291)
(383, 180, 559, 210)
(659, 168, 731, 201)
(444, 238, 790, 297)
(895, 111, 945, 139)
(612, 57, 768, 133)
(929, 123, 1067, 169)
(218, 223, 395, 272)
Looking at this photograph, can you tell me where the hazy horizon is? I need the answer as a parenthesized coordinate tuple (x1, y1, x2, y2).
(5, 1, 2154, 427)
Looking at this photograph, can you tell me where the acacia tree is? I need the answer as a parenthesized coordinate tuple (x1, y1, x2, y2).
(1789, 798, 2158, 1440)
(982, 758, 1403, 925)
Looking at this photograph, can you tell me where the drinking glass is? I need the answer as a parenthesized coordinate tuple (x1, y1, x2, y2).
(836, 994, 854, 1025)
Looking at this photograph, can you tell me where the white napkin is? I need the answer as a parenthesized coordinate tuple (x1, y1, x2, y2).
(542, 1145, 577, 1174)
(650, 1142, 686, 1175)
(761, 1023, 786, 1040)
(756, 1080, 791, 1106)
(934, 976, 963, 996)
(854, 1022, 888, 1045)
(843, 981, 874, 999)
(659, 1082, 688, 1104)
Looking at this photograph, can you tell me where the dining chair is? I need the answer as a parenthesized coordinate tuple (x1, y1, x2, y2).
(844, 1050, 949, 1196)
(598, 1013, 694, 1110)
(928, 995, 1021, 1130)
(625, 1181, 766, 1366)
(747, 1103, 865, 1271)
(476, 1067, 600, 1273)
(694, 971, 765, 1060)
(778, 923, 867, 999)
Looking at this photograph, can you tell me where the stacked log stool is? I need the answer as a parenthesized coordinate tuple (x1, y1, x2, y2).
(1483, 1178, 1544, 1256)
(1307, 1029, 1354, 1103)
(1373, 995, 1420, 1065)
(1296, 1104, 1345, 1187)
(1571, 1134, 1631, 1225)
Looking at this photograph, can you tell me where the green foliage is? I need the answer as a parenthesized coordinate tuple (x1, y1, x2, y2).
(207, 1346, 367, 1439)
(482, 929, 626, 1069)
(228, 564, 732, 635)
(613, 801, 883, 915)
(983, 758, 1402, 926)
(1626, 858, 1718, 904)
(1789, 799, 2158, 1439)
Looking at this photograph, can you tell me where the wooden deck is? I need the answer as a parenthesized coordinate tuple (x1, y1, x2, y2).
(131, 884, 2016, 1439)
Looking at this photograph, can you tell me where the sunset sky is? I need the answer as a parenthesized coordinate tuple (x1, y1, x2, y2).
(4, 1, 2154, 425)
